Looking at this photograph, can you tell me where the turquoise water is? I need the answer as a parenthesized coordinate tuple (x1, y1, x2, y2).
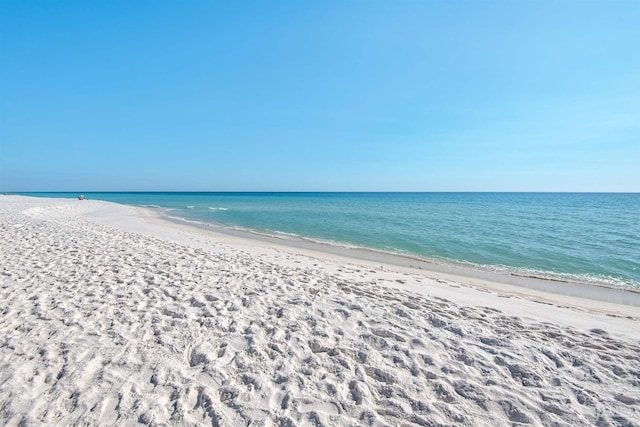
(22, 192, 640, 291)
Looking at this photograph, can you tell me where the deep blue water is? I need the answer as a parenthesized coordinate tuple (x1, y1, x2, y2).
(22, 192, 640, 291)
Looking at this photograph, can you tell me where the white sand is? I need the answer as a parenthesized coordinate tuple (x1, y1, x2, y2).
(1, 196, 639, 426)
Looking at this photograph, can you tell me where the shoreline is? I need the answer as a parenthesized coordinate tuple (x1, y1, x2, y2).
(156, 209, 640, 308)
(105, 199, 640, 335)
(13, 192, 640, 294)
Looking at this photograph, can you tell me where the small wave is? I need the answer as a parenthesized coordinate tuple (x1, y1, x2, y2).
(166, 215, 212, 227)
(186, 205, 195, 209)
(254, 228, 364, 250)
(271, 230, 301, 238)
(143, 204, 162, 209)
(442, 261, 640, 292)
(208, 207, 228, 211)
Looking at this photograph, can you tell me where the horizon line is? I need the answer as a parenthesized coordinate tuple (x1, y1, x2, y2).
(6, 190, 639, 194)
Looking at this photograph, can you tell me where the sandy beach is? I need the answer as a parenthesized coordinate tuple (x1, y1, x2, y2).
(1, 195, 639, 426)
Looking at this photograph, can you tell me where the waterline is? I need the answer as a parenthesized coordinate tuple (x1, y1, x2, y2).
(20, 192, 640, 292)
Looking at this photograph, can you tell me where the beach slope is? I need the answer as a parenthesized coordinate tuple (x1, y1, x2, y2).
(1, 196, 638, 426)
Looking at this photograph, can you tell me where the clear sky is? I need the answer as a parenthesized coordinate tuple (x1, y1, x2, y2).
(1, 1, 639, 192)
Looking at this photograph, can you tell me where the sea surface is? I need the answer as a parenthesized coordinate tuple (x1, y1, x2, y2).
(21, 192, 640, 291)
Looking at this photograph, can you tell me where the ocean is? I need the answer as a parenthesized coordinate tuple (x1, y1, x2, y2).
(21, 192, 640, 291)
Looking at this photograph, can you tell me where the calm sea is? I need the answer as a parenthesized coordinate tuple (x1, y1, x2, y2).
(22, 192, 640, 291)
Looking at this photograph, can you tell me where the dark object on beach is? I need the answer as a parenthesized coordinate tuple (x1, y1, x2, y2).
(78, 195, 86, 200)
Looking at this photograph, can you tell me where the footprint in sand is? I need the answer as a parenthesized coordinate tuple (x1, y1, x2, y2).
(99, 395, 120, 425)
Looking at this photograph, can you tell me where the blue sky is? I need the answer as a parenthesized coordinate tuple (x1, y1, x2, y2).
(1, 1, 639, 191)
